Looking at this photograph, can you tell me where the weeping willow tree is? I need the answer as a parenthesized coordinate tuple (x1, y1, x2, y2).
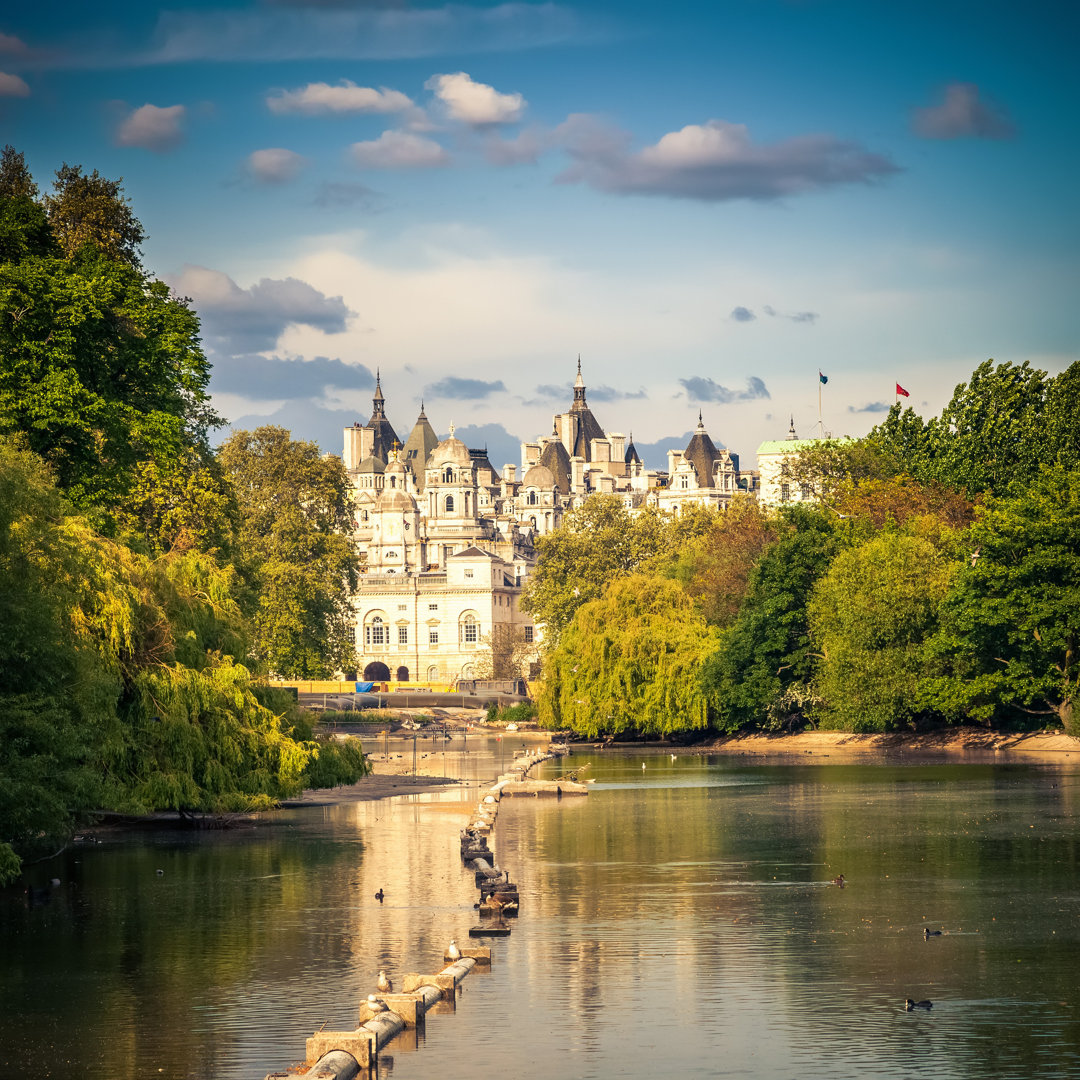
(537, 574, 722, 737)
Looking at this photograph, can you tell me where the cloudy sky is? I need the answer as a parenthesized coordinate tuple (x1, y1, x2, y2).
(3, 0, 1077, 468)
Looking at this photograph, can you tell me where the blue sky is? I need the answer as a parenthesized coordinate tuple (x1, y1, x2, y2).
(3, 0, 1077, 469)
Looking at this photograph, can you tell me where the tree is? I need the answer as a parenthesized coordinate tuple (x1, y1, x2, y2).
(537, 574, 721, 737)
(0, 162, 224, 548)
(219, 426, 361, 677)
(807, 533, 953, 731)
(701, 506, 841, 731)
(0, 145, 38, 199)
(665, 494, 776, 626)
(42, 164, 145, 265)
(925, 467, 1080, 733)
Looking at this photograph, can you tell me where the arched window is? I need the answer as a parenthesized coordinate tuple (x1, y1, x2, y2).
(365, 615, 386, 646)
(443, 467, 454, 483)
(426, 665, 439, 682)
(389, 475, 397, 489)
(396, 666, 409, 682)
(461, 664, 475, 678)
(460, 613, 479, 644)
(527, 490, 537, 506)
(445, 495, 455, 513)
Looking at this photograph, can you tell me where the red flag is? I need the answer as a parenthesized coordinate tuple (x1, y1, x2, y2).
(896, 383, 910, 397)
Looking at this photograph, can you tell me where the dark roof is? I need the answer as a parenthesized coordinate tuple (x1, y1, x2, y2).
(538, 439, 573, 495)
(452, 545, 497, 559)
(624, 437, 641, 465)
(683, 419, 721, 488)
(366, 373, 400, 462)
(469, 448, 501, 485)
(401, 406, 439, 490)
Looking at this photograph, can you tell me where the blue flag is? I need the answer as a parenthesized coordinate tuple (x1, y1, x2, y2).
(819, 371, 828, 384)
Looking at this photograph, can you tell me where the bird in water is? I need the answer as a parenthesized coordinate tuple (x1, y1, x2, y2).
(831, 874, 846, 887)
(374, 888, 385, 902)
(671, 754, 677, 761)
(642, 763, 646, 771)
(924, 927, 942, 938)
(377, 971, 393, 993)
(905, 998, 933, 1010)
(447, 939, 462, 962)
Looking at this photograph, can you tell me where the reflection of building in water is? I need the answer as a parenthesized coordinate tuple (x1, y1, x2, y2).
(341, 363, 754, 684)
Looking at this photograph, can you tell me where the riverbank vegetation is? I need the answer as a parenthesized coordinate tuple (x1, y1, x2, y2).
(527, 361, 1079, 741)
(0, 150, 367, 884)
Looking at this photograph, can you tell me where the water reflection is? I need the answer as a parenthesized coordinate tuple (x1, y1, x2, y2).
(2, 743, 1079, 1080)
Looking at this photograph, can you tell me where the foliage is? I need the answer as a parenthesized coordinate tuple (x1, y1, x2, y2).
(786, 437, 894, 506)
(0, 165, 225, 550)
(701, 506, 842, 732)
(42, 163, 146, 266)
(523, 494, 702, 647)
(664, 494, 776, 626)
(486, 701, 537, 724)
(219, 426, 361, 677)
(807, 532, 954, 731)
(0, 145, 39, 199)
(537, 574, 721, 737)
(924, 467, 1080, 732)
(474, 624, 534, 680)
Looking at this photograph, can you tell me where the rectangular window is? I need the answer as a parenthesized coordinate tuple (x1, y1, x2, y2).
(398, 626, 408, 645)
(429, 603, 439, 611)
(464, 569, 474, 579)
(398, 603, 408, 611)
(464, 622, 478, 643)
(429, 629, 439, 644)
(524, 626, 534, 643)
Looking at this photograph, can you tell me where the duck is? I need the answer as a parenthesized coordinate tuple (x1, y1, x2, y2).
(377, 970, 393, 993)
(924, 927, 942, 938)
(642, 763, 647, 771)
(671, 753, 677, 761)
(831, 874, 846, 887)
(374, 888, 385, 902)
(905, 998, 933, 1010)
(447, 939, 462, 962)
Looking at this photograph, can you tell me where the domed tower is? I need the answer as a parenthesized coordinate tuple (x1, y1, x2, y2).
(369, 454, 421, 573)
(425, 423, 479, 524)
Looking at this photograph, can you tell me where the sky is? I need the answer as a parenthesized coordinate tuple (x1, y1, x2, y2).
(2, 0, 1077, 469)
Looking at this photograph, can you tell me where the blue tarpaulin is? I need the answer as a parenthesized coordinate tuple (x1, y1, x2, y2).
(355, 681, 375, 693)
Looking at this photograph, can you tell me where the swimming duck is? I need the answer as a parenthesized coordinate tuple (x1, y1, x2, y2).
(377, 970, 393, 993)
(924, 927, 942, 938)
(447, 939, 462, 962)
(831, 874, 846, 887)
(374, 888, 385, 902)
(905, 998, 933, 1010)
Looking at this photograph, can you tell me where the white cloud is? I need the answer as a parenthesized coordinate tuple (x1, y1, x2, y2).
(247, 147, 307, 184)
(427, 71, 525, 125)
(115, 103, 186, 151)
(267, 79, 414, 114)
(912, 83, 1016, 140)
(555, 115, 899, 201)
(0, 71, 30, 97)
(350, 130, 450, 169)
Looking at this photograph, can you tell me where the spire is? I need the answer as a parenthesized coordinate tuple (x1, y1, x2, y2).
(418, 398, 427, 419)
(372, 369, 385, 419)
(573, 356, 586, 402)
(787, 414, 798, 441)
(697, 409, 704, 429)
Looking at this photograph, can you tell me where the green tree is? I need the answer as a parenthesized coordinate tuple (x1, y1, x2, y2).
(43, 163, 145, 265)
(0, 145, 38, 199)
(807, 532, 954, 732)
(925, 467, 1080, 733)
(522, 495, 674, 647)
(701, 506, 841, 731)
(219, 426, 361, 677)
(537, 574, 721, 737)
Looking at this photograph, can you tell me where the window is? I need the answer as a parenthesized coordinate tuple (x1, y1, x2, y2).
(429, 603, 439, 611)
(461, 614, 478, 644)
(429, 629, 439, 644)
(389, 475, 397, 489)
(445, 495, 455, 513)
(427, 665, 439, 681)
(527, 491, 537, 506)
(443, 467, 454, 483)
(360, 510, 369, 522)
(398, 604, 408, 611)
(398, 626, 408, 645)
(524, 626, 534, 643)
(780, 482, 791, 503)
(366, 616, 386, 646)
(464, 569, 474, 579)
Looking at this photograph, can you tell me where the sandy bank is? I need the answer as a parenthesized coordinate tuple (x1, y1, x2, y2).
(700, 727, 1080, 759)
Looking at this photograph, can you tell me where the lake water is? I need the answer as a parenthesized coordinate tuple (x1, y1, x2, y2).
(3, 737, 1079, 1080)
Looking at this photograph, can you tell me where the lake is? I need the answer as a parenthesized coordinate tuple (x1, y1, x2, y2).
(2, 737, 1078, 1079)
